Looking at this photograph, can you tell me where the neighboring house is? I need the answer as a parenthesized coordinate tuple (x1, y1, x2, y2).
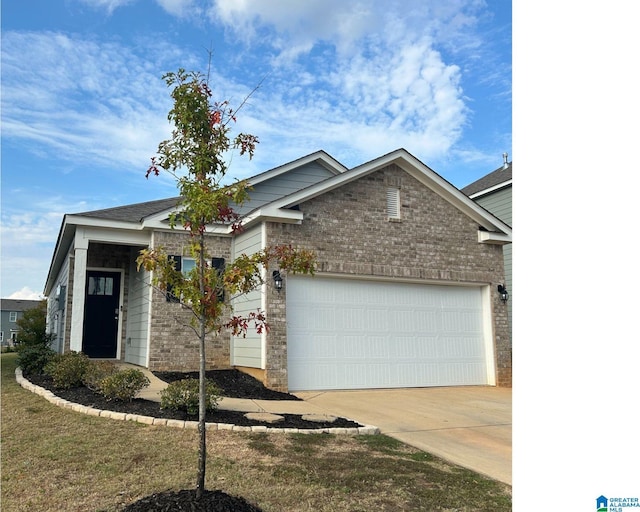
(1, 298, 42, 347)
(44, 148, 512, 392)
(461, 155, 512, 340)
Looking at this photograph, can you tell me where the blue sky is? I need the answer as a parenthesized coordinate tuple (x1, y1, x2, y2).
(1, 0, 512, 299)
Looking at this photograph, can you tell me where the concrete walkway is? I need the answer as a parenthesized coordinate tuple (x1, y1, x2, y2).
(126, 365, 512, 485)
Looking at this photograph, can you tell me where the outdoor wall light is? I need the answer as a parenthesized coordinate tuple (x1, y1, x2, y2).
(272, 270, 283, 292)
(497, 284, 509, 303)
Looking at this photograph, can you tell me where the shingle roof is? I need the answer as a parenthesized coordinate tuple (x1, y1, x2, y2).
(1, 299, 42, 312)
(461, 162, 512, 197)
(73, 197, 182, 222)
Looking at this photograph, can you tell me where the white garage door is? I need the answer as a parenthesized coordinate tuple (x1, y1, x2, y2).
(286, 276, 493, 391)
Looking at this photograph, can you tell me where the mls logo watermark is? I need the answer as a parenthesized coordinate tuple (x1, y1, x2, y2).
(597, 495, 640, 512)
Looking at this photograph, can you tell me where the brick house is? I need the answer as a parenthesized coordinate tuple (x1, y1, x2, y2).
(44, 149, 512, 391)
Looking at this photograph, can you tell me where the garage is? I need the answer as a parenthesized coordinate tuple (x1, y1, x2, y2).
(286, 276, 494, 391)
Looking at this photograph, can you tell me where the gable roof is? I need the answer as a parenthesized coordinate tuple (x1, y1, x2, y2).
(461, 161, 512, 198)
(244, 148, 512, 240)
(73, 197, 182, 223)
(1, 298, 41, 312)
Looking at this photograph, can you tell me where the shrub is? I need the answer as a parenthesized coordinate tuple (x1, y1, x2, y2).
(160, 378, 220, 416)
(83, 360, 119, 392)
(98, 369, 150, 402)
(44, 351, 90, 389)
(16, 344, 56, 375)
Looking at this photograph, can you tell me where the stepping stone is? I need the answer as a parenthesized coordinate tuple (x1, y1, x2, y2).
(301, 414, 338, 423)
(244, 412, 285, 424)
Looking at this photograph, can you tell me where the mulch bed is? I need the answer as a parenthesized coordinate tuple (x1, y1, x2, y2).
(121, 489, 264, 512)
(24, 371, 361, 429)
(153, 369, 302, 401)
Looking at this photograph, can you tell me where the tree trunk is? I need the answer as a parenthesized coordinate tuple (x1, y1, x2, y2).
(196, 232, 207, 500)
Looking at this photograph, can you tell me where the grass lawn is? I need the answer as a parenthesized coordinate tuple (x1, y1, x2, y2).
(1, 353, 512, 511)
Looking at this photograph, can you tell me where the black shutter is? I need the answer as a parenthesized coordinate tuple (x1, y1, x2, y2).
(166, 255, 182, 302)
(212, 257, 225, 302)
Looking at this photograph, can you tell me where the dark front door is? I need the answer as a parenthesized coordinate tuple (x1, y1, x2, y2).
(82, 270, 121, 358)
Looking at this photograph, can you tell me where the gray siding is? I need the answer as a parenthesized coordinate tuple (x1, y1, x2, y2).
(234, 163, 335, 215)
(231, 225, 264, 368)
(475, 186, 512, 337)
(46, 256, 71, 353)
(125, 248, 150, 366)
(475, 187, 511, 226)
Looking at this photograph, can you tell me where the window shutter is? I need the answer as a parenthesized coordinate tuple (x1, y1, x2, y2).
(166, 255, 181, 302)
(386, 188, 400, 219)
(212, 257, 225, 302)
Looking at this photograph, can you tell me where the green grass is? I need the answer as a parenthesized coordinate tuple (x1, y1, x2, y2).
(1, 353, 512, 511)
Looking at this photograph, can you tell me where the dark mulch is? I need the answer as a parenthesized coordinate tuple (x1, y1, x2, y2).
(121, 489, 264, 512)
(153, 369, 302, 401)
(24, 372, 361, 429)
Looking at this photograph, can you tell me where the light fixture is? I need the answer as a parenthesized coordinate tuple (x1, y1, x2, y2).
(497, 284, 509, 303)
(272, 270, 283, 292)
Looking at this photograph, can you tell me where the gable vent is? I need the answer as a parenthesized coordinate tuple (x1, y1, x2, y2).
(386, 187, 401, 219)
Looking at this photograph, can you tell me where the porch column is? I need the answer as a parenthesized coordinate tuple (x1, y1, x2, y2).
(69, 238, 88, 352)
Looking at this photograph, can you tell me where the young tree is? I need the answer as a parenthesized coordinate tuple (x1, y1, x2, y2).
(16, 300, 54, 347)
(137, 68, 315, 499)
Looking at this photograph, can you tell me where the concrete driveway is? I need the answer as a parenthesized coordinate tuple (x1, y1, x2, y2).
(295, 386, 512, 485)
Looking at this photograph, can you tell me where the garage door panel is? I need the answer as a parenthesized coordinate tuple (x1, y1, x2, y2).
(287, 277, 490, 390)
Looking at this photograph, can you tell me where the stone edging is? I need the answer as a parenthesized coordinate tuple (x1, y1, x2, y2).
(15, 368, 380, 435)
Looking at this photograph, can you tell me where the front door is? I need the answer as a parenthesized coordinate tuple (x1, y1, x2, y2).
(82, 270, 121, 358)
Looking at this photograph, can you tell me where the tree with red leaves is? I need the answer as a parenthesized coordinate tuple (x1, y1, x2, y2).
(137, 67, 315, 500)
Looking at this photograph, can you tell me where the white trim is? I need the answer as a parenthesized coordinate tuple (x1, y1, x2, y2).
(246, 151, 347, 187)
(481, 284, 497, 385)
(260, 222, 267, 370)
(70, 244, 88, 352)
(467, 179, 512, 199)
(478, 231, 512, 245)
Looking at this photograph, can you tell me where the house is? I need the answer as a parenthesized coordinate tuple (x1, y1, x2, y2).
(461, 154, 512, 339)
(1, 298, 42, 347)
(44, 148, 512, 392)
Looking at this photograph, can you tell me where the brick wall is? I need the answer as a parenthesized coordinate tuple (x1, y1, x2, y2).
(264, 164, 511, 390)
(146, 231, 232, 372)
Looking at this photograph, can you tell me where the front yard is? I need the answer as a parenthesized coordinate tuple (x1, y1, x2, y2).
(1, 353, 511, 511)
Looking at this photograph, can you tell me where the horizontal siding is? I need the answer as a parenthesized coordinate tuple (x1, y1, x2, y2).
(476, 187, 511, 226)
(231, 226, 264, 368)
(234, 163, 334, 215)
(474, 186, 512, 336)
(125, 254, 149, 366)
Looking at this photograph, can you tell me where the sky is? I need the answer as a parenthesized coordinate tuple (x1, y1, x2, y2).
(1, 0, 512, 300)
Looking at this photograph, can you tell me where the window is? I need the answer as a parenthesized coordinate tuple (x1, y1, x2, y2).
(386, 187, 401, 219)
(166, 256, 225, 303)
(87, 276, 114, 296)
(9, 312, 17, 322)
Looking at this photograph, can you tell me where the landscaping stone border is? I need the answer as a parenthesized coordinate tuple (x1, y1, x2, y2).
(15, 368, 380, 435)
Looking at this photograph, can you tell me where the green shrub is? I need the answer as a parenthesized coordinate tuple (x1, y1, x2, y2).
(16, 344, 56, 375)
(82, 360, 119, 392)
(160, 378, 220, 416)
(44, 351, 90, 389)
(98, 369, 150, 402)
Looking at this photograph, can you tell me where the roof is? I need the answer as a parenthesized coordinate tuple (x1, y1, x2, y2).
(73, 197, 182, 223)
(1, 299, 42, 312)
(45, 149, 512, 294)
(461, 162, 512, 198)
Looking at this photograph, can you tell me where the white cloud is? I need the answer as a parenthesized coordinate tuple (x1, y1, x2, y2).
(6, 287, 45, 301)
(1, 33, 182, 169)
(78, 0, 135, 15)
